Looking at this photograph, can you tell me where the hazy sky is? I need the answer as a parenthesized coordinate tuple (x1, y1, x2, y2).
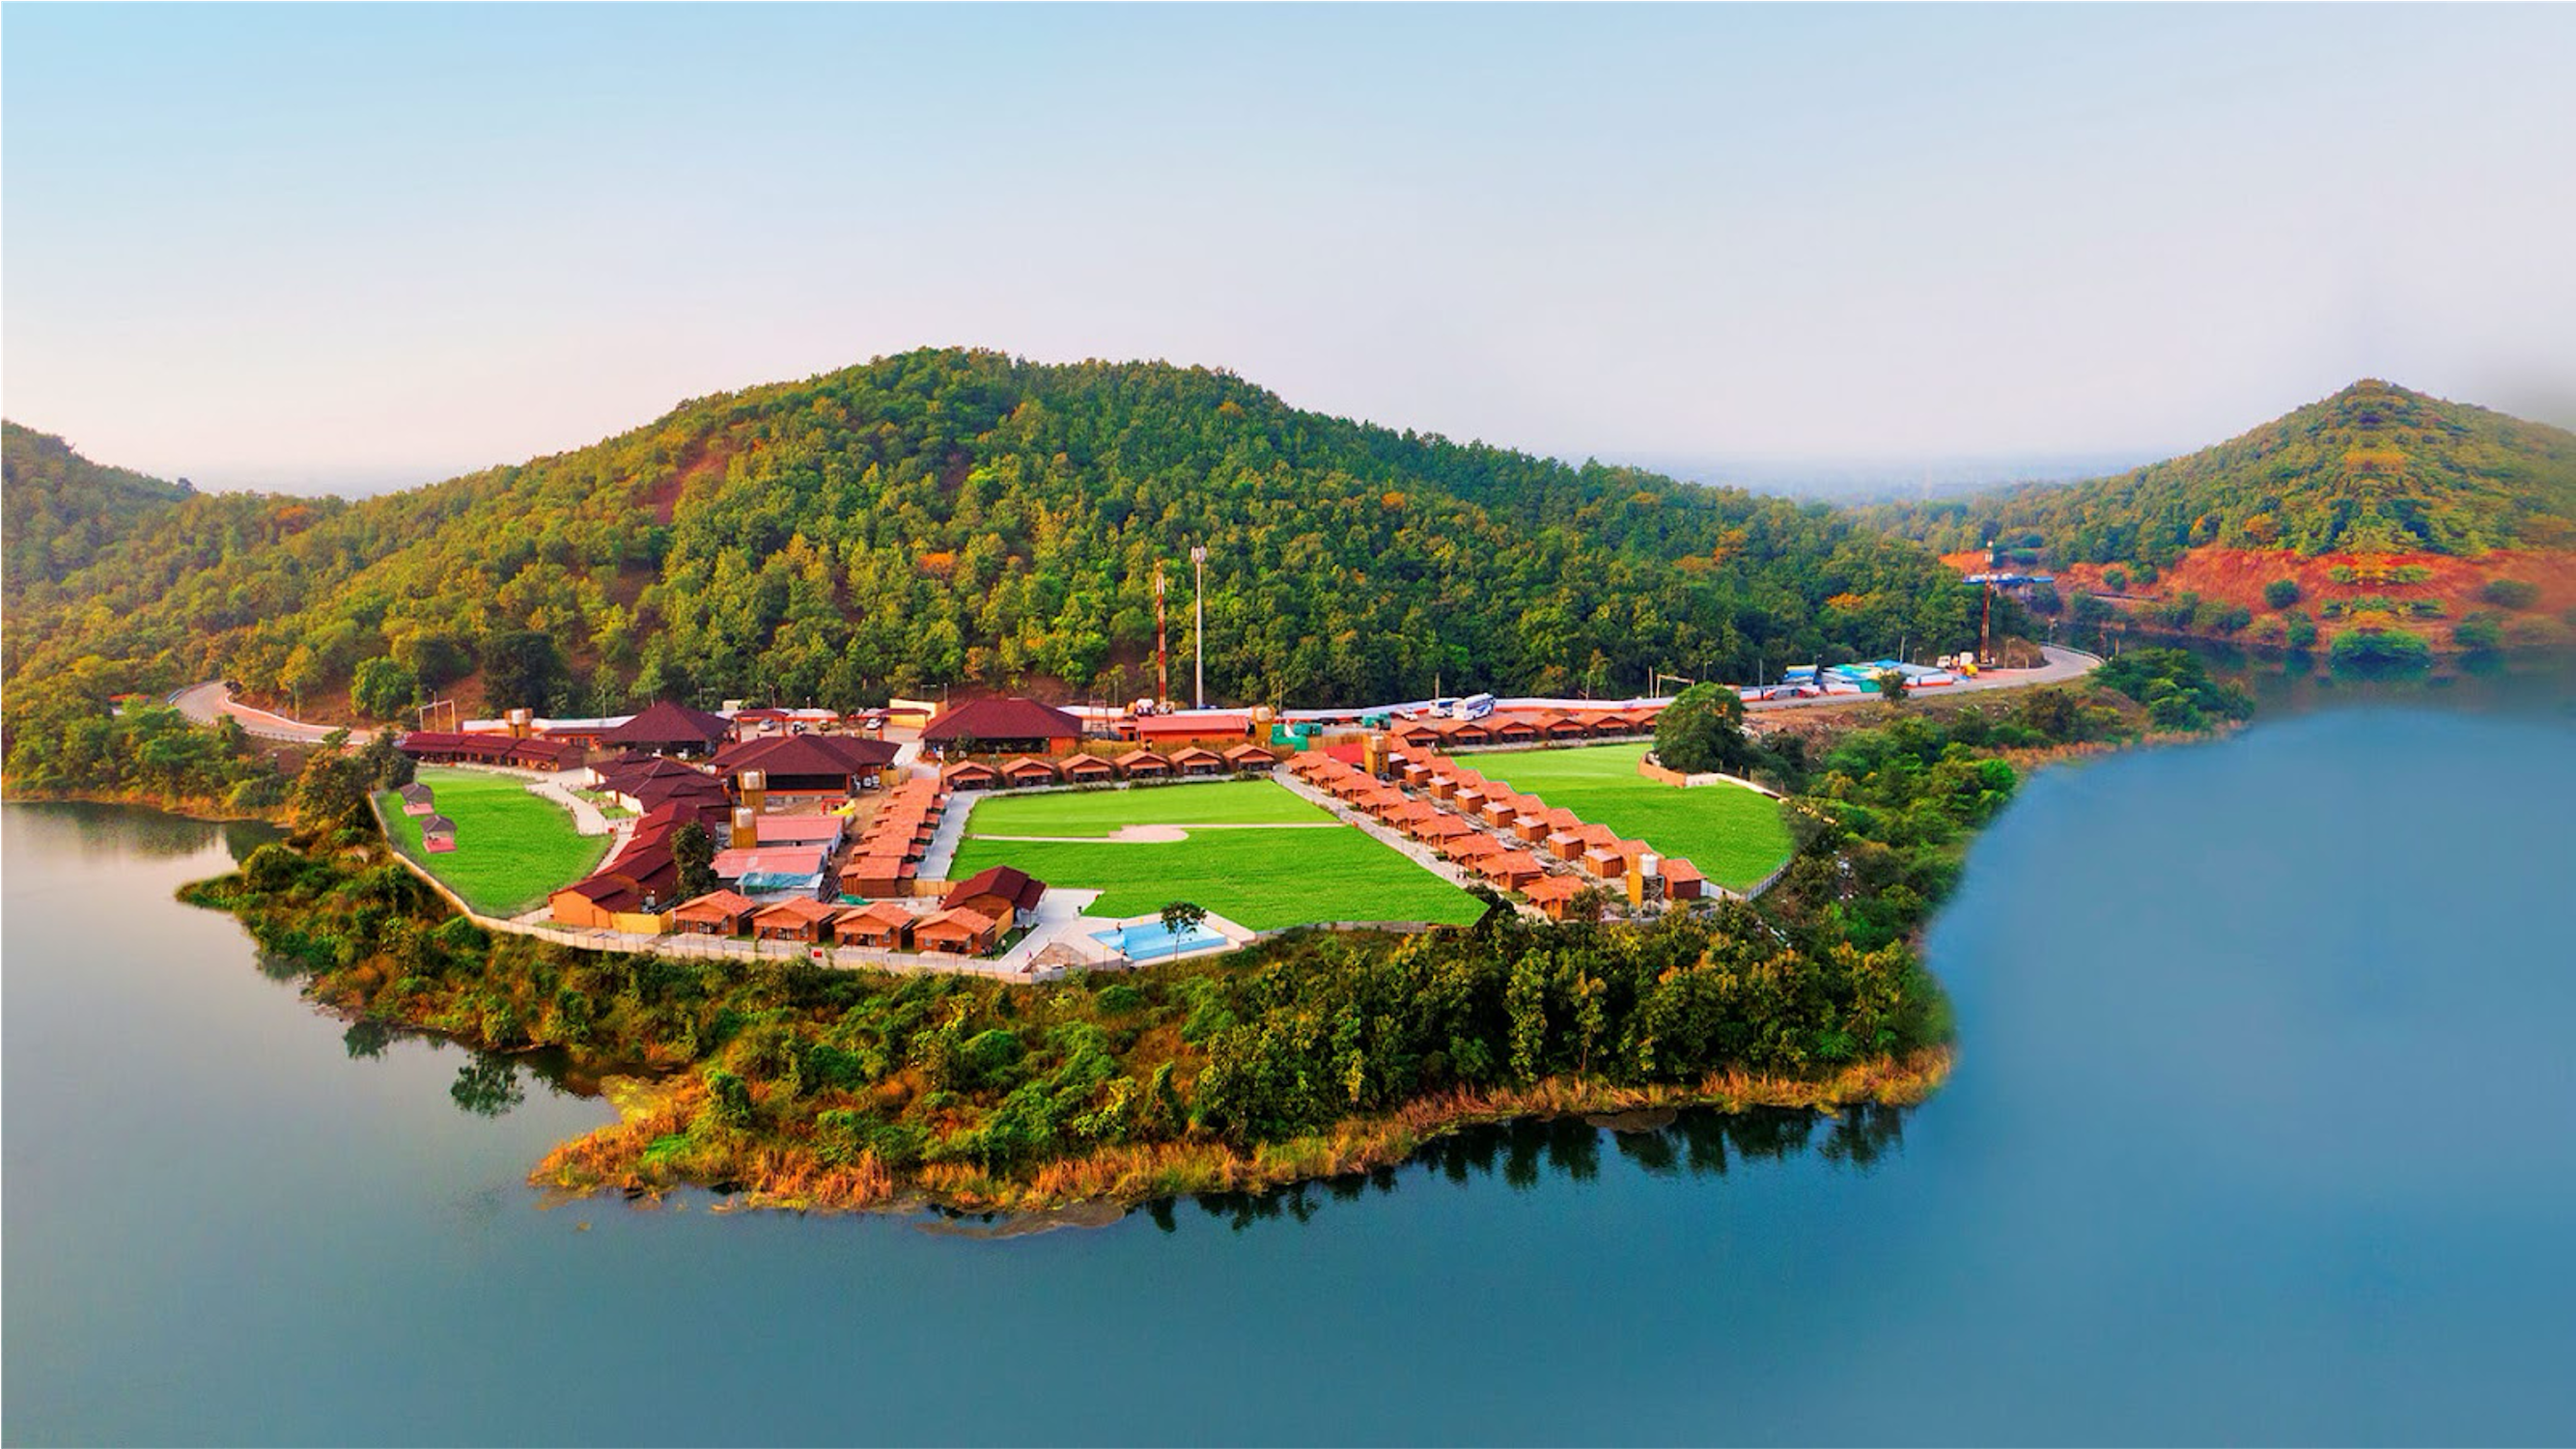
(7, 4, 2574, 495)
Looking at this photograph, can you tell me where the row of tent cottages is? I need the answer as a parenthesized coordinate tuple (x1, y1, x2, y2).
(552, 863, 1048, 961)
(1283, 750, 1707, 922)
(938, 742, 1277, 791)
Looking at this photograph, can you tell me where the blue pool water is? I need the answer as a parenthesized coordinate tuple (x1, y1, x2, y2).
(1092, 919, 1228, 957)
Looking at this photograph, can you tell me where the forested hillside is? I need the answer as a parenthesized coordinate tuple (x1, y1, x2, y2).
(3, 422, 197, 599)
(1869, 380, 2576, 567)
(3, 349, 1990, 719)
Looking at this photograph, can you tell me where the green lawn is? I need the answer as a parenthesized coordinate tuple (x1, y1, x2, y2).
(378, 766, 610, 916)
(963, 778, 1333, 837)
(948, 826, 1482, 931)
(1470, 742, 1794, 890)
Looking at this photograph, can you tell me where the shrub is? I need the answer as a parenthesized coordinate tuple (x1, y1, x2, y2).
(2263, 578, 2302, 609)
(2102, 567, 2129, 593)
(2212, 604, 2253, 634)
(2454, 613, 2504, 651)
(2480, 578, 2540, 610)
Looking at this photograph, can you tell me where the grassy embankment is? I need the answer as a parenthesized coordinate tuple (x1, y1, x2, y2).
(950, 778, 1482, 929)
(377, 766, 606, 916)
(1469, 742, 1796, 891)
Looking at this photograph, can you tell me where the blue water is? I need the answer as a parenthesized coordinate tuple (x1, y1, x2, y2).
(7, 704, 2576, 1443)
(1093, 919, 1229, 957)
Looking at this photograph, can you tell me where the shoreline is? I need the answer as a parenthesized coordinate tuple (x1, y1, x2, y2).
(530, 1047, 1955, 1218)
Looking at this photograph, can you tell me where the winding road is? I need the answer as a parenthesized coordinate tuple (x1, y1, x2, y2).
(169, 681, 351, 744)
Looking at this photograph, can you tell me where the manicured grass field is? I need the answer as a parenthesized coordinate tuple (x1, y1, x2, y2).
(378, 766, 610, 916)
(1470, 742, 1795, 890)
(963, 778, 1333, 837)
(947, 826, 1483, 931)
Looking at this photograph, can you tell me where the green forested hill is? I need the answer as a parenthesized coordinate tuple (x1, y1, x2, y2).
(3, 422, 198, 598)
(1867, 380, 2576, 568)
(3, 348, 1990, 716)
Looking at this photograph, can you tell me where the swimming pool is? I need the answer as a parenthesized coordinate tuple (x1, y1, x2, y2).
(1091, 919, 1230, 959)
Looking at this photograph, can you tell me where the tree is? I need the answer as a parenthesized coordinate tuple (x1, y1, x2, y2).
(2480, 578, 2539, 610)
(1875, 670, 1909, 704)
(1652, 683, 1750, 775)
(1159, 901, 1208, 937)
(292, 729, 371, 832)
(2263, 578, 2303, 610)
(353, 727, 414, 791)
(672, 821, 716, 902)
(479, 629, 566, 712)
(351, 656, 418, 721)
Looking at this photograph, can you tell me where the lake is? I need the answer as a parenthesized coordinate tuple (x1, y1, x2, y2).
(7, 699, 2576, 1444)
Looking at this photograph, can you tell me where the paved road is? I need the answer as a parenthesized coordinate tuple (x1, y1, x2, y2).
(1741, 645, 2101, 712)
(170, 681, 351, 744)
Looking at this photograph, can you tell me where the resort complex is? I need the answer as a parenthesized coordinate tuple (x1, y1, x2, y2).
(371, 692, 1801, 980)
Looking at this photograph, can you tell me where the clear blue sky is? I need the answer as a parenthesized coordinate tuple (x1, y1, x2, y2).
(6, 4, 2573, 493)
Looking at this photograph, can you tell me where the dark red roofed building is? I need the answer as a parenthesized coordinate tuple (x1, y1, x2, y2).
(940, 865, 1048, 930)
(598, 701, 733, 756)
(709, 733, 897, 803)
(919, 697, 1082, 757)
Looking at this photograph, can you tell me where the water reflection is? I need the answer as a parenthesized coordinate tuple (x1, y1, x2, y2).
(449, 1053, 527, 1118)
(8, 799, 277, 863)
(1140, 1104, 1910, 1234)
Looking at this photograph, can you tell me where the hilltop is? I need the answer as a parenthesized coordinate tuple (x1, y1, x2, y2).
(2, 422, 197, 599)
(1, 348, 1993, 721)
(1869, 381, 2576, 653)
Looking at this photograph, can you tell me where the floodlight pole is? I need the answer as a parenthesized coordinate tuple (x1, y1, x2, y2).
(1190, 545, 1207, 711)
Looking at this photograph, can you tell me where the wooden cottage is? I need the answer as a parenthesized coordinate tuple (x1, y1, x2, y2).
(1169, 746, 1225, 778)
(1222, 742, 1277, 772)
(419, 814, 458, 853)
(1115, 749, 1172, 780)
(1521, 873, 1596, 922)
(751, 897, 839, 944)
(1474, 850, 1548, 891)
(1487, 714, 1540, 745)
(397, 782, 435, 816)
(1061, 753, 1119, 784)
(999, 755, 1062, 789)
(941, 865, 1048, 931)
(913, 906, 1001, 957)
(939, 759, 1002, 791)
(671, 889, 757, 936)
(832, 901, 916, 951)
(1663, 857, 1707, 902)
(838, 854, 917, 899)
(1442, 832, 1504, 863)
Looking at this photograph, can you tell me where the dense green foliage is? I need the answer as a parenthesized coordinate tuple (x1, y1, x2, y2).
(1869, 380, 2576, 566)
(2091, 648, 2257, 733)
(5, 349, 1988, 713)
(187, 843, 1942, 1179)
(0, 680, 286, 813)
(2, 422, 195, 600)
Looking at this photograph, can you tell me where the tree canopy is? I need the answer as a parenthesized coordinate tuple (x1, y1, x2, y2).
(4, 349, 1990, 715)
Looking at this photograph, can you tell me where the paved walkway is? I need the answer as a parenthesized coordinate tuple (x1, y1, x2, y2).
(527, 770, 617, 836)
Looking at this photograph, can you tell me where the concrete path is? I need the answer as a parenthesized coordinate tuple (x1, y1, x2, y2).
(1742, 644, 2102, 713)
(527, 770, 617, 836)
